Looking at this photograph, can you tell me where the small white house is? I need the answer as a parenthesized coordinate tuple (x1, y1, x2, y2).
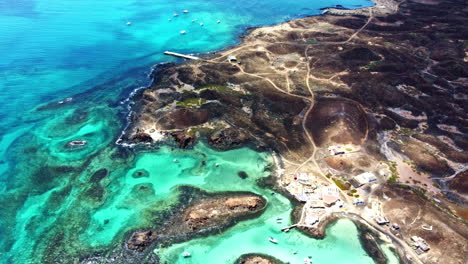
(352, 172, 377, 187)
(227, 55, 237, 62)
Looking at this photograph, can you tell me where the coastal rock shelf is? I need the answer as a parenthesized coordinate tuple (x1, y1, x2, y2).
(126, 190, 267, 251)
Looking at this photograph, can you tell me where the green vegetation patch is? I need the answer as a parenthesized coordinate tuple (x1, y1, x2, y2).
(332, 177, 351, 191)
(176, 98, 207, 108)
(360, 60, 382, 71)
(387, 160, 399, 183)
(398, 128, 413, 136)
(196, 85, 229, 92)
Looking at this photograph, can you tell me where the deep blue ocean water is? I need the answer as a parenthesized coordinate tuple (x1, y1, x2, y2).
(0, 0, 388, 263)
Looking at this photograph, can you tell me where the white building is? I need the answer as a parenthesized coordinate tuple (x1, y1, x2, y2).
(352, 172, 377, 187)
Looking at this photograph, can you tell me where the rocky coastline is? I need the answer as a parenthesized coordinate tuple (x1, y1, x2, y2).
(115, 0, 468, 262)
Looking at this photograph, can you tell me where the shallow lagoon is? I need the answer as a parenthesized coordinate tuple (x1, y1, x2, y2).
(0, 0, 404, 263)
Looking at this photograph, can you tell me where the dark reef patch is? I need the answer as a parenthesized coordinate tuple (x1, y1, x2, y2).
(132, 169, 150, 179)
(238, 171, 249, 179)
(90, 168, 108, 182)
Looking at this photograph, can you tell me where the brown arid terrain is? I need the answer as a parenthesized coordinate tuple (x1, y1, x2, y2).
(125, 191, 266, 251)
(121, 0, 468, 263)
(378, 185, 467, 264)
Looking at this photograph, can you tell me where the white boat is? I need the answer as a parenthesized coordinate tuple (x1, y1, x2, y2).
(276, 220, 283, 223)
(182, 252, 191, 258)
(126, 21, 132, 25)
(173, 159, 179, 162)
(168, 18, 172, 21)
(192, 19, 198, 22)
(173, 13, 179, 17)
(199, 23, 204, 26)
(215, 163, 219, 167)
(216, 20, 221, 24)
(180, 30, 186, 35)
(304, 257, 312, 264)
(268, 237, 278, 244)
(68, 140, 87, 147)
(183, 10, 189, 13)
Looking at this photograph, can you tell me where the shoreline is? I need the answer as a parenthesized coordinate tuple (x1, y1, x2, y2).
(113, 0, 407, 262)
(116, 0, 384, 148)
(112, 0, 467, 262)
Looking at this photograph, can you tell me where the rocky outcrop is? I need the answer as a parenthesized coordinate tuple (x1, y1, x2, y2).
(235, 253, 285, 264)
(170, 131, 195, 148)
(127, 230, 157, 251)
(209, 128, 248, 150)
(130, 130, 153, 143)
(124, 188, 267, 252)
(183, 195, 265, 231)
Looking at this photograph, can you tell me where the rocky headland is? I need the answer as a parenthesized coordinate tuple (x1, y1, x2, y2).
(125, 188, 266, 251)
(119, 0, 468, 263)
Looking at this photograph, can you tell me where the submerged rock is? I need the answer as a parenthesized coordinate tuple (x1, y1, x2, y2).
(132, 169, 150, 178)
(359, 231, 388, 264)
(127, 230, 157, 251)
(90, 168, 108, 182)
(238, 171, 249, 179)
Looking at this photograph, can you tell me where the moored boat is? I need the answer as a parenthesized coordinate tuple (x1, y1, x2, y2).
(268, 237, 278, 244)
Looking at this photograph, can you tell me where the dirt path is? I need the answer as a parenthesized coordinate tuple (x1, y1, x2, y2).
(344, 212, 424, 264)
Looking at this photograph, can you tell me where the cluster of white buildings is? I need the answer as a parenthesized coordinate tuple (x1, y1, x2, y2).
(287, 173, 341, 207)
(411, 236, 430, 253)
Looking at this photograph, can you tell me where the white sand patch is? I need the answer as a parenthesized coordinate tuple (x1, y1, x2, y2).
(148, 130, 167, 142)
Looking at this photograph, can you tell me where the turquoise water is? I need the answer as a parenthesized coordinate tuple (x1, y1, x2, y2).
(0, 0, 403, 263)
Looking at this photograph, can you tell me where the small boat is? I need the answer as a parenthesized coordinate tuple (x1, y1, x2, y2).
(192, 19, 198, 22)
(68, 140, 87, 147)
(304, 257, 312, 264)
(268, 237, 278, 244)
(216, 20, 221, 24)
(199, 23, 204, 26)
(276, 220, 283, 223)
(183, 10, 189, 13)
(276, 217, 283, 220)
(180, 30, 186, 34)
(182, 252, 191, 258)
(168, 18, 172, 21)
(292, 250, 298, 255)
(173, 13, 179, 17)
(215, 163, 219, 167)
(126, 21, 132, 26)
(173, 159, 179, 162)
